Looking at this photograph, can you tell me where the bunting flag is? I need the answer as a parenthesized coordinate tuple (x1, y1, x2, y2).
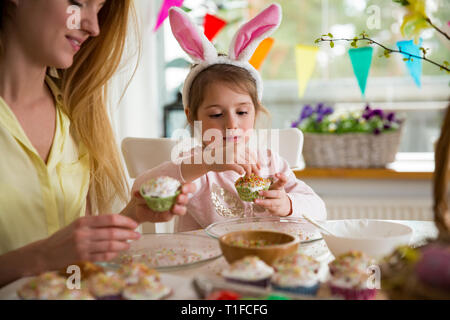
(203, 13, 227, 41)
(249, 38, 275, 70)
(397, 38, 423, 88)
(295, 45, 318, 98)
(348, 47, 373, 96)
(154, 0, 184, 32)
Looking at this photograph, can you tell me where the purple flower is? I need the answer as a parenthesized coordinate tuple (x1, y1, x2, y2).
(384, 124, 391, 130)
(300, 105, 314, 121)
(372, 109, 384, 118)
(291, 121, 300, 128)
(386, 112, 396, 122)
(315, 103, 324, 114)
(374, 128, 381, 135)
(322, 107, 334, 116)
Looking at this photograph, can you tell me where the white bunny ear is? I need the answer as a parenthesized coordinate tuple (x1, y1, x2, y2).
(229, 3, 282, 61)
(168, 7, 217, 64)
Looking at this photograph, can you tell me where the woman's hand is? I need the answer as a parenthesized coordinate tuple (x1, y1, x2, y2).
(254, 173, 292, 217)
(36, 214, 141, 271)
(130, 183, 196, 224)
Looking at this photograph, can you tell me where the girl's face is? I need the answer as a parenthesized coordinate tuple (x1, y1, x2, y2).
(8, 0, 106, 69)
(194, 81, 256, 146)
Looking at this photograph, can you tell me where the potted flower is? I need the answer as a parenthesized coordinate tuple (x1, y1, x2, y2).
(291, 104, 403, 168)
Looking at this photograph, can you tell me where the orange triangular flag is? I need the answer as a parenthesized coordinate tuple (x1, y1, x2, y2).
(249, 38, 275, 70)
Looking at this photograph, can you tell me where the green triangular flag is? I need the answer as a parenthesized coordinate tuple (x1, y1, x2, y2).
(348, 47, 373, 96)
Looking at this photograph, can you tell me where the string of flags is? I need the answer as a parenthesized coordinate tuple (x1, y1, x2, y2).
(154, 0, 426, 98)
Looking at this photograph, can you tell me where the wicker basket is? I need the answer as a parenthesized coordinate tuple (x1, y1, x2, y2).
(302, 128, 403, 168)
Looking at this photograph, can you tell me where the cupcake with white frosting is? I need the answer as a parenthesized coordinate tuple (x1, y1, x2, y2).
(87, 272, 126, 300)
(18, 272, 67, 300)
(328, 251, 377, 300)
(140, 176, 181, 212)
(271, 253, 321, 296)
(122, 277, 172, 300)
(117, 262, 160, 285)
(221, 256, 274, 288)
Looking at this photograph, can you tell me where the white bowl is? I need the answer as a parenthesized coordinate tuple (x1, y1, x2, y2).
(321, 219, 413, 260)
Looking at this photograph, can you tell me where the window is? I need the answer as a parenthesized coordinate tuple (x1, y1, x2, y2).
(162, 0, 449, 153)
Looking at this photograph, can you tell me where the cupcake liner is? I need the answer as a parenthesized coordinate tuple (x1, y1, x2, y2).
(224, 277, 271, 288)
(236, 185, 270, 202)
(271, 283, 320, 296)
(140, 189, 180, 212)
(329, 284, 377, 300)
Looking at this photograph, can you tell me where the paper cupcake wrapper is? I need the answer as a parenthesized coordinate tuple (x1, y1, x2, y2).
(271, 282, 320, 296)
(329, 284, 377, 300)
(224, 277, 271, 288)
(140, 189, 180, 212)
(235, 185, 270, 202)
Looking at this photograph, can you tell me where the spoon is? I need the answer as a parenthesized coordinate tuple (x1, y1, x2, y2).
(302, 214, 336, 236)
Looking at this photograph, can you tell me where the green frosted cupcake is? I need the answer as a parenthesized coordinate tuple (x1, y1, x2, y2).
(235, 174, 272, 202)
(140, 176, 181, 212)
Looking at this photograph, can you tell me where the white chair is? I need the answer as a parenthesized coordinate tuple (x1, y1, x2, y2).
(122, 137, 180, 234)
(277, 128, 304, 168)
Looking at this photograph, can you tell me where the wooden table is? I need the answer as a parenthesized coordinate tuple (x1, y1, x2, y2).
(0, 220, 439, 300)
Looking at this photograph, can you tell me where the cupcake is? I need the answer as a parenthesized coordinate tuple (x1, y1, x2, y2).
(327, 251, 377, 300)
(271, 267, 320, 296)
(140, 176, 181, 212)
(122, 277, 172, 300)
(58, 261, 104, 281)
(18, 272, 67, 300)
(271, 253, 322, 296)
(221, 256, 274, 288)
(235, 174, 272, 202)
(55, 286, 95, 300)
(87, 272, 126, 300)
(117, 262, 160, 285)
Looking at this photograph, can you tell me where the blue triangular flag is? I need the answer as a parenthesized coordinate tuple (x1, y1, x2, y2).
(397, 38, 423, 88)
(348, 47, 373, 96)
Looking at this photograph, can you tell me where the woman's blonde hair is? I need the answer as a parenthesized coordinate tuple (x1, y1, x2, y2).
(1, 0, 139, 213)
(61, 0, 140, 213)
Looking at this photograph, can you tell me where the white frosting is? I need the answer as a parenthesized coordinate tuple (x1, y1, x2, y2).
(222, 256, 274, 281)
(122, 281, 171, 300)
(271, 270, 319, 288)
(141, 176, 181, 198)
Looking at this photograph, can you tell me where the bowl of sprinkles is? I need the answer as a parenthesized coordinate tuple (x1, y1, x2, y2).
(219, 230, 300, 266)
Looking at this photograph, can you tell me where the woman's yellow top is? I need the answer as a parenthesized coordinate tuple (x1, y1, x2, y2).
(0, 76, 90, 255)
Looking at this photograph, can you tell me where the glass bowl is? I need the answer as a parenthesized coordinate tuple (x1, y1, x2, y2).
(205, 216, 322, 244)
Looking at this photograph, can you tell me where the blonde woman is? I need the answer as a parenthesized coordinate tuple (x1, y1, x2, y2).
(0, 0, 195, 287)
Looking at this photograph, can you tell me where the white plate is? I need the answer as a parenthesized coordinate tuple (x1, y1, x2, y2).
(106, 233, 222, 271)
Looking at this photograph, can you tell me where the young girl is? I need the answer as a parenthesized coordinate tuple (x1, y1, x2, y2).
(133, 4, 327, 232)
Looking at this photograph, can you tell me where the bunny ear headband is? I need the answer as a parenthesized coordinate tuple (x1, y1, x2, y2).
(168, 3, 282, 109)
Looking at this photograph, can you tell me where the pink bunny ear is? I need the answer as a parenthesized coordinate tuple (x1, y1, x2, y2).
(229, 3, 282, 61)
(169, 7, 217, 63)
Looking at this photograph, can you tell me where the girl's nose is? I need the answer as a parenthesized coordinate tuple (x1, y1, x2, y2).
(80, 8, 100, 37)
(225, 114, 238, 129)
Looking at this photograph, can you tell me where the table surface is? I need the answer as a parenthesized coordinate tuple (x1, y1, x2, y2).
(0, 220, 439, 300)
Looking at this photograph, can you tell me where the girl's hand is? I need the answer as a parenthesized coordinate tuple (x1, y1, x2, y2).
(132, 183, 196, 224)
(37, 214, 141, 271)
(204, 140, 261, 176)
(254, 173, 292, 217)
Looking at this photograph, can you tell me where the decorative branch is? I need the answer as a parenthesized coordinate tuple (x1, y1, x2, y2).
(426, 17, 450, 41)
(315, 32, 450, 73)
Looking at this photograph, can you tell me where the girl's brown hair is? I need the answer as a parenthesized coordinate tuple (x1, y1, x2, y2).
(187, 63, 269, 123)
(1, 0, 140, 214)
